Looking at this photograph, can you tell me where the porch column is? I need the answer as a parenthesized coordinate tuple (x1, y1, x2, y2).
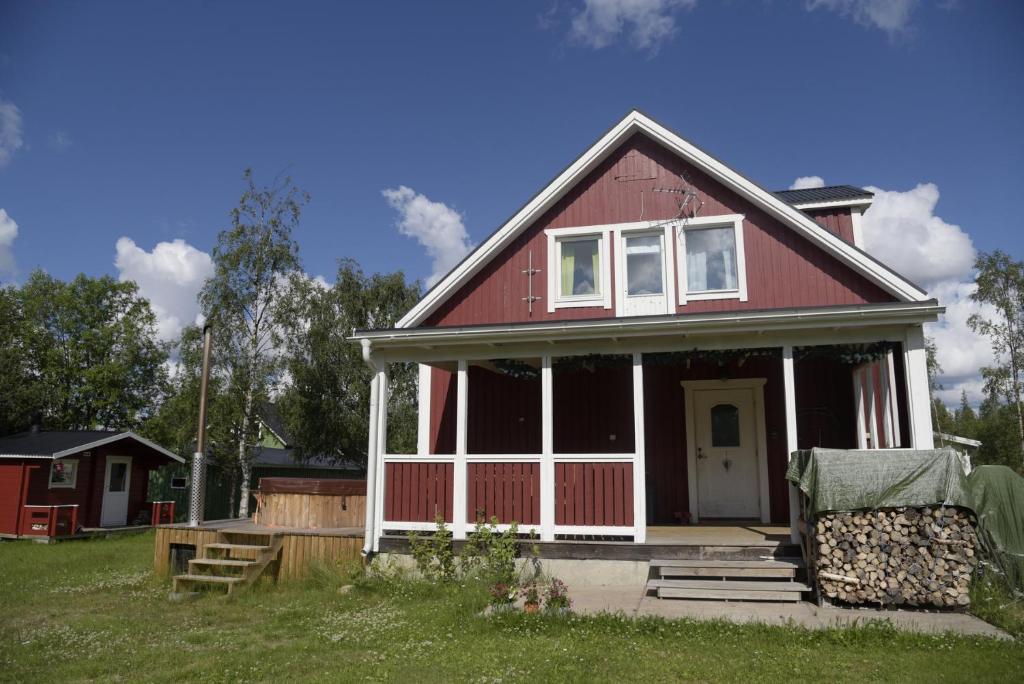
(416, 363, 431, 456)
(540, 355, 555, 541)
(362, 367, 383, 555)
(453, 359, 468, 539)
(373, 366, 389, 553)
(903, 325, 935, 449)
(632, 352, 647, 544)
(782, 345, 801, 545)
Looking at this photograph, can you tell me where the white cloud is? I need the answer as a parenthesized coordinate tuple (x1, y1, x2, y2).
(804, 0, 918, 35)
(114, 237, 214, 342)
(861, 183, 974, 290)
(569, 0, 697, 51)
(48, 130, 72, 151)
(790, 176, 826, 190)
(0, 98, 24, 168)
(382, 186, 473, 287)
(0, 208, 17, 278)
(856, 182, 991, 406)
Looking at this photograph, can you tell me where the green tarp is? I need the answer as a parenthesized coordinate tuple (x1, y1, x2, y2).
(785, 448, 972, 517)
(966, 465, 1024, 589)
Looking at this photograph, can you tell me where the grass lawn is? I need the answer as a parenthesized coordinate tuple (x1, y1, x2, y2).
(1, 532, 1021, 683)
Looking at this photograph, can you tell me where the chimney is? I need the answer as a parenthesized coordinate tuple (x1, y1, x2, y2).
(29, 412, 42, 434)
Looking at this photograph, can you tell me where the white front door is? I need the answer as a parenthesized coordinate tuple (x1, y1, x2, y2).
(693, 389, 760, 519)
(619, 231, 668, 316)
(101, 456, 132, 527)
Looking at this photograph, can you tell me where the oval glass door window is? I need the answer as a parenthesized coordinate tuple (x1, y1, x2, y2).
(710, 403, 740, 447)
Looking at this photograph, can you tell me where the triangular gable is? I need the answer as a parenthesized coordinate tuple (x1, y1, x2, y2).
(397, 110, 927, 328)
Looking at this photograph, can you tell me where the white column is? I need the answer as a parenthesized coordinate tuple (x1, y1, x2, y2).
(361, 372, 380, 555)
(417, 363, 431, 456)
(453, 360, 468, 539)
(631, 352, 647, 544)
(540, 355, 555, 542)
(904, 325, 935, 449)
(782, 345, 801, 545)
(373, 367, 388, 553)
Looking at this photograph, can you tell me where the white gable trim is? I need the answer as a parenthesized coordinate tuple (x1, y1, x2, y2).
(396, 111, 927, 328)
(52, 432, 185, 462)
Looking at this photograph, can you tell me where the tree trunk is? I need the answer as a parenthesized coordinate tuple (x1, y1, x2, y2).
(236, 388, 255, 518)
(227, 467, 237, 518)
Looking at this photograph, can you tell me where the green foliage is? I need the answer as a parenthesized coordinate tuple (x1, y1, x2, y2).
(408, 514, 456, 583)
(278, 258, 420, 465)
(0, 271, 168, 433)
(462, 518, 520, 587)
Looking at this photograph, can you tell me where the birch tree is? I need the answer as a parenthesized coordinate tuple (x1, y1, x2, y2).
(200, 169, 307, 517)
(969, 250, 1024, 466)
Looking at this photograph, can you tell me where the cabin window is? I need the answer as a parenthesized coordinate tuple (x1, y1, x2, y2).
(48, 459, 78, 489)
(170, 477, 187, 490)
(677, 215, 748, 304)
(625, 235, 664, 295)
(546, 228, 612, 312)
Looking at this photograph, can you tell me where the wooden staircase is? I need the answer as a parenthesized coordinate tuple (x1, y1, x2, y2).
(647, 558, 810, 602)
(172, 530, 283, 595)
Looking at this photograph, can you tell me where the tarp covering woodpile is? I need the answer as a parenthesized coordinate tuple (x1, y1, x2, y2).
(966, 465, 1024, 590)
(786, 448, 971, 517)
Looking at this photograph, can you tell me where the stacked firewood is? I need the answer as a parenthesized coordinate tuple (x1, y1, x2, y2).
(813, 506, 978, 608)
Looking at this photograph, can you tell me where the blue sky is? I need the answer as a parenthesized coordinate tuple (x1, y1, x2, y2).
(1, 1, 1022, 402)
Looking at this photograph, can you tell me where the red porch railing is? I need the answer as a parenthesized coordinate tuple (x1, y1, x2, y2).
(150, 500, 176, 526)
(20, 505, 79, 538)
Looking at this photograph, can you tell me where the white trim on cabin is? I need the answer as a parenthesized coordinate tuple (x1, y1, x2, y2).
(791, 198, 873, 211)
(394, 110, 927, 329)
(417, 363, 431, 456)
(0, 432, 184, 463)
(849, 207, 865, 249)
(48, 458, 79, 489)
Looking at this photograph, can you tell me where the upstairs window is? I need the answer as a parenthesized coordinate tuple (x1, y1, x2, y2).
(677, 215, 748, 304)
(625, 235, 664, 296)
(547, 228, 612, 311)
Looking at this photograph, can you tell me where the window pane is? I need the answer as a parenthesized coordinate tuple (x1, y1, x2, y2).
(711, 404, 740, 447)
(560, 239, 600, 297)
(109, 463, 127, 492)
(686, 227, 738, 292)
(50, 460, 76, 486)
(626, 235, 663, 296)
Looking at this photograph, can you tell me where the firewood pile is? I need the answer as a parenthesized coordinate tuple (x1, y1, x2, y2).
(813, 506, 978, 608)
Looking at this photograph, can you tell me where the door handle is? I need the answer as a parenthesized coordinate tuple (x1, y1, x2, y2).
(697, 447, 706, 460)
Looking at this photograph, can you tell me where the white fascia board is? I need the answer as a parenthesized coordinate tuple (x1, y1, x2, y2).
(0, 454, 54, 459)
(396, 111, 926, 329)
(792, 198, 873, 211)
(51, 432, 185, 463)
(357, 301, 943, 349)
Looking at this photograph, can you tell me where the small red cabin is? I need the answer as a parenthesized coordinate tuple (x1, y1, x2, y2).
(0, 430, 183, 539)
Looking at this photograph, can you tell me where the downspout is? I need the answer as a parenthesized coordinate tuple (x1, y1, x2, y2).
(361, 338, 381, 558)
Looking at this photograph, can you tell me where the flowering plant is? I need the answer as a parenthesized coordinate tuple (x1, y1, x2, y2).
(520, 581, 541, 605)
(489, 582, 517, 606)
(544, 578, 571, 609)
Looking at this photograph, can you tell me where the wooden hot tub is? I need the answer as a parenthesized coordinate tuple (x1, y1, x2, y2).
(253, 477, 366, 529)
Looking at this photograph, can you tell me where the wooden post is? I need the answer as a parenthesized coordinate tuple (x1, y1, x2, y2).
(540, 355, 554, 542)
(453, 360, 468, 540)
(632, 352, 647, 544)
(782, 345, 801, 545)
(904, 325, 935, 449)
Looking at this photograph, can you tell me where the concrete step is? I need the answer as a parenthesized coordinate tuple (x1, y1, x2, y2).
(653, 558, 803, 579)
(649, 578, 809, 602)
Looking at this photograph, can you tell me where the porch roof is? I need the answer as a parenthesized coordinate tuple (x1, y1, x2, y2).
(353, 300, 942, 358)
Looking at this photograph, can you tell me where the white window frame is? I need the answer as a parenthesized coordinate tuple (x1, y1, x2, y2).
(48, 458, 79, 489)
(546, 226, 613, 312)
(613, 223, 676, 317)
(676, 214, 748, 305)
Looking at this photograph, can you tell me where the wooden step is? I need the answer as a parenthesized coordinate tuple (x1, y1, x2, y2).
(650, 578, 809, 602)
(189, 558, 258, 569)
(172, 573, 246, 594)
(204, 543, 272, 553)
(653, 558, 803, 579)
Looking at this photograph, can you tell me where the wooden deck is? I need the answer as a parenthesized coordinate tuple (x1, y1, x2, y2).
(153, 518, 363, 580)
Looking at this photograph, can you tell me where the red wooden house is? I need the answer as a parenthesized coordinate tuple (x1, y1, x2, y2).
(352, 111, 940, 553)
(0, 429, 183, 539)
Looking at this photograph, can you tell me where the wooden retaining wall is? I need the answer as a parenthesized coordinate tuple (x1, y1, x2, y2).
(153, 526, 362, 581)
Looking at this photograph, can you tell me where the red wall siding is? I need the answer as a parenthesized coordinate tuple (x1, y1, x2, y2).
(383, 462, 454, 523)
(424, 134, 893, 327)
(553, 357, 635, 453)
(467, 365, 541, 454)
(430, 366, 457, 454)
(554, 462, 634, 527)
(806, 208, 855, 243)
(467, 462, 540, 525)
(794, 356, 858, 450)
(0, 462, 31, 535)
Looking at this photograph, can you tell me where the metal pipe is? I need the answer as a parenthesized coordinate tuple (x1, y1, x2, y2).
(189, 324, 213, 527)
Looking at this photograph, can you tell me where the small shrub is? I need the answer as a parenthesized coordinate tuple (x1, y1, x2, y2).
(463, 517, 520, 586)
(408, 514, 457, 582)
